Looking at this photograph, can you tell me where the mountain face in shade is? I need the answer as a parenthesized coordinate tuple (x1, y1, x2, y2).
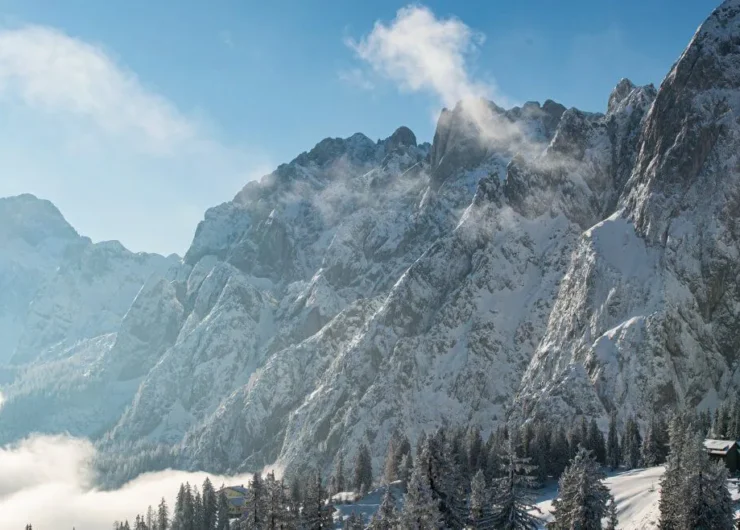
(1, 0, 739, 485)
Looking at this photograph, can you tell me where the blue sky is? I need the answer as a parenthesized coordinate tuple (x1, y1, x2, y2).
(0, 0, 719, 255)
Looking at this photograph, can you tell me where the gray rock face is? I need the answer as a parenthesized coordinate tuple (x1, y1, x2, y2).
(1, 0, 737, 485)
(517, 0, 740, 424)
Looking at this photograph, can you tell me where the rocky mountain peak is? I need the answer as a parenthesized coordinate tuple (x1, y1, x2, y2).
(385, 125, 417, 150)
(607, 78, 637, 113)
(0, 194, 79, 248)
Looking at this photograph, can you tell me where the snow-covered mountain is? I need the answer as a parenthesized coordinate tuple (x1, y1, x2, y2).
(0, 195, 178, 440)
(2, 0, 739, 483)
(516, 0, 740, 423)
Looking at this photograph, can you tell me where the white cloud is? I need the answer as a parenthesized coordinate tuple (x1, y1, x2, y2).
(0, 25, 197, 155)
(338, 67, 375, 90)
(0, 435, 256, 530)
(346, 5, 496, 108)
(0, 24, 271, 255)
(347, 5, 539, 156)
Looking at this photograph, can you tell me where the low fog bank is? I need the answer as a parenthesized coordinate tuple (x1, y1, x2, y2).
(0, 435, 258, 530)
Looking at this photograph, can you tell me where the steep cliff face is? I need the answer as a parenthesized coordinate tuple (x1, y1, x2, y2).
(90, 70, 658, 479)
(517, 0, 740, 422)
(0, 194, 81, 364)
(3, 1, 736, 483)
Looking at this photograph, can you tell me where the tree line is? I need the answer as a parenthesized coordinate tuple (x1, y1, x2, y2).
(105, 406, 735, 530)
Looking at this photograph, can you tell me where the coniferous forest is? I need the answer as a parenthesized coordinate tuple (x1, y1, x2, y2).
(101, 403, 738, 530)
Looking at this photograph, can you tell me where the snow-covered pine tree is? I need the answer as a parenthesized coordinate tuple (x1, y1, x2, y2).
(401, 465, 443, 529)
(216, 490, 231, 530)
(398, 451, 414, 487)
(605, 498, 618, 530)
(384, 434, 399, 484)
(468, 427, 484, 473)
(587, 419, 606, 465)
(202, 477, 217, 530)
(263, 472, 287, 530)
(354, 443, 373, 495)
(417, 428, 466, 528)
(469, 469, 494, 530)
(674, 432, 733, 529)
(192, 486, 204, 530)
(245, 472, 268, 529)
(368, 486, 399, 530)
(490, 436, 542, 530)
(641, 419, 661, 468)
(172, 484, 186, 530)
(333, 454, 346, 494)
(301, 471, 334, 530)
(157, 497, 169, 530)
(622, 417, 642, 469)
(606, 412, 620, 471)
(145, 505, 156, 530)
(549, 425, 570, 479)
(548, 447, 610, 530)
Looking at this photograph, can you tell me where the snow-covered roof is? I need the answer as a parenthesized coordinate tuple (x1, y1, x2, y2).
(703, 439, 738, 455)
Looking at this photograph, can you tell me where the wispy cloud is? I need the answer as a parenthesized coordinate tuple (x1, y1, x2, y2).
(0, 24, 270, 255)
(0, 25, 197, 155)
(338, 67, 375, 90)
(219, 29, 235, 49)
(345, 5, 501, 108)
(0, 435, 256, 530)
(346, 5, 545, 158)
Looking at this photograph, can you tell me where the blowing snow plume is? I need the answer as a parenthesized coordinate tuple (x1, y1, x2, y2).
(0, 435, 255, 530)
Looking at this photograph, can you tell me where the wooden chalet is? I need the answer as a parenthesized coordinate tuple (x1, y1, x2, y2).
(703, 439, 739, 472)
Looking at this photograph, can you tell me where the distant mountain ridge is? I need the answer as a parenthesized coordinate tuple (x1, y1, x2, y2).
(1, 0, 739, 486)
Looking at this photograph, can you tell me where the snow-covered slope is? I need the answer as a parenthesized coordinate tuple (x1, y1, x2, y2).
(0, 194, 81, 364)
(2, 0, 738, 484)
(89, 81, 657, 479)
(517, 0, 740, 425)
(0, 195, 178, 441)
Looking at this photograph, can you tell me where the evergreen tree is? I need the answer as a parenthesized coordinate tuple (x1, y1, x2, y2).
(660, 419, 733, 530)
(368, 487, 399, 530)
(172, 484, 187, 530)
(301, 471, 334, 529)
(622, 417, 642, 469)
(398, 451, 414, 487)
(400, 466, 443, 529)
(549, 426, 570, 479)
(146, 505, 156, 530)
(202, 478, 217, 530)
(354, 443, 373, 495)
(641, 420, 661, 468)
(264, 472, 287, 530)
(216, 490, 231, 530)
(245, 472, 268, 529)
(587, 419, 606, 465)
(605, 499, 618, 530)
(157, 497, 169, 530)
(192, 486, 204, 530)
(606, 412, 621, 471)
(383, 435, 399, 484)
(333, 454, 346, 494)
(468, 427, 484, 473)
(548, 447, 610, 530)
(469, 469, 494, 529)
(183, 484, 195, 530)
(490, 437, 542, 530)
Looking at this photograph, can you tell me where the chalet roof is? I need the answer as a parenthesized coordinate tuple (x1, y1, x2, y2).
(703, 439, 738, 455)
(223, 485, 248, 495)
